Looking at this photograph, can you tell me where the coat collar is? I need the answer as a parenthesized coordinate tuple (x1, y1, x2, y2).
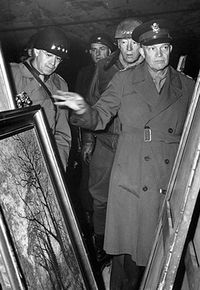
(132, 62, 183, 124)
(132, 61, 182, 89)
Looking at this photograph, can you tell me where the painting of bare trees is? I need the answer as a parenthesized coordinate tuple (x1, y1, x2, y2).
(0, 128, 85, 290)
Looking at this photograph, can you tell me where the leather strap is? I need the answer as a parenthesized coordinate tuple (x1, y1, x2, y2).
(23, 61, 58, 133)
(23, 61, 52, 96)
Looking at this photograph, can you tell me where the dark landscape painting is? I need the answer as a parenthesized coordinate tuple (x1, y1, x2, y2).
(0, 128, 85, 289)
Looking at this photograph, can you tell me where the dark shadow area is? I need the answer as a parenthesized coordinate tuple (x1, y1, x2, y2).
(173, 189, 200, 289)
(56, 38, 92, 90)
(170, 37, 200, 79)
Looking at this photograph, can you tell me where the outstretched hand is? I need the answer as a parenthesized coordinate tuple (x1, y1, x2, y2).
(53, 90, 87, 113)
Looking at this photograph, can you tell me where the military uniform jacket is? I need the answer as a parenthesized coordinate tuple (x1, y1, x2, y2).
(75, 63, 96, 98)
(81, 54, 124, 151)
(10, 61, 71, 171)
(71, 61, 195, 266)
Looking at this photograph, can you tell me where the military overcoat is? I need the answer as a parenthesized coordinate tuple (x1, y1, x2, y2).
(71, 61, 195, 266)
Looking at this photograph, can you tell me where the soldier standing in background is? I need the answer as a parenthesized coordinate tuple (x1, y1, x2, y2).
(80, 18, 144, 266)
(73, 33, 116, 235)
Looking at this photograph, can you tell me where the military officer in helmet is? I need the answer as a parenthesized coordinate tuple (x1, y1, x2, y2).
(72, 32, 116, 237)
(78, 18, 144, 267)
(76, 32, 116, 107)
(88, 33, 115, 64)
(10, 27, 71, 172)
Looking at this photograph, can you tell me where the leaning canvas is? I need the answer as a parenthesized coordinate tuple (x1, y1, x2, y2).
(0, 106, 98, 290)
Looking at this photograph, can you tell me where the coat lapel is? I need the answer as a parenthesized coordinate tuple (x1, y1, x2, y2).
(132, 63, 183, 124)
(132, 62, 159, 108)
(153, 66, 183, 113)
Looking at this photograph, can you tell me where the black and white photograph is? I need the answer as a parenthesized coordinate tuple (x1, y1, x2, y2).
(0, 1, 199, 289)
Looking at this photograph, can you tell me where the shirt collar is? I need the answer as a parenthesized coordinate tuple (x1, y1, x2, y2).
(29, 60, 50, 82)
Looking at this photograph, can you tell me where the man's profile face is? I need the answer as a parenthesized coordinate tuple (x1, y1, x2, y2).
(89, 43, 111, 63)
(118, 38, 141, 65)
(140, 43, 172, 72)
(33, 49, 62, 75)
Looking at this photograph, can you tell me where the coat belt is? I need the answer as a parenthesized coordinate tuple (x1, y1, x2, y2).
(122, 125, 181, 143)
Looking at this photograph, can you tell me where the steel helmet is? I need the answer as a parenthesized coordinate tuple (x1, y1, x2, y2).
(89, 33, 116, 52)
(115, 18, 142, 39)
(33, 27, 70, 59)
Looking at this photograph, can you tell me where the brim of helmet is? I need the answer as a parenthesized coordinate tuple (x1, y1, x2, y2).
(39, 47, 69, 59)
(89, 41, 116, 52)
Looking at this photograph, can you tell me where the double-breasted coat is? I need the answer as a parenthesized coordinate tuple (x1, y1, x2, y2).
(71, 61, 195, 266)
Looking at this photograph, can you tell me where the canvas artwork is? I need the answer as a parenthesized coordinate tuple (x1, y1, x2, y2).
(0, 129, 85, 289)
(0, 107, 98, 290)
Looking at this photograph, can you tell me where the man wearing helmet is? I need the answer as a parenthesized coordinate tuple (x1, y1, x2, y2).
(76, 32, 115, 98)
(115, 18, 143, 67)
(89, 33, 115, 64)
(80, 18, 144, 267)
(73, 33, 115, 237)
(10, 27, 71, 171)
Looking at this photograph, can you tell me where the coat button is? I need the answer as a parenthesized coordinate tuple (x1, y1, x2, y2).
(142, 186, 148, 191)
(144, 156, 150, 161)
(168, 128, 173, 133)
(160, 189, 167, 195)
(164, 159, 169, 164)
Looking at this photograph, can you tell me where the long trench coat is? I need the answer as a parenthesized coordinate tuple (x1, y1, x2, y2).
(71, 62, 195, 266)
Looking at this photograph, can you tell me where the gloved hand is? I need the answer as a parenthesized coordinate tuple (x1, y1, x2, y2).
(81, 142, 94, 165)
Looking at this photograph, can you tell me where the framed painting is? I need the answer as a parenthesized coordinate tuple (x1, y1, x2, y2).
(0, 105, 99, 290)
(0, 43, 16, 111)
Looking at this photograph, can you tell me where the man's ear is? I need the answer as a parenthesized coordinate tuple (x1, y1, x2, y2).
(117, 39, 120, 49)
(139, 46, 145, 58)
(170, 44, 173, 53)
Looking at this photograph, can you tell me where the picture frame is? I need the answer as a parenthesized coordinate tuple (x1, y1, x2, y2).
(0, 105, 99, 290)
(0, 43, 16, 111)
